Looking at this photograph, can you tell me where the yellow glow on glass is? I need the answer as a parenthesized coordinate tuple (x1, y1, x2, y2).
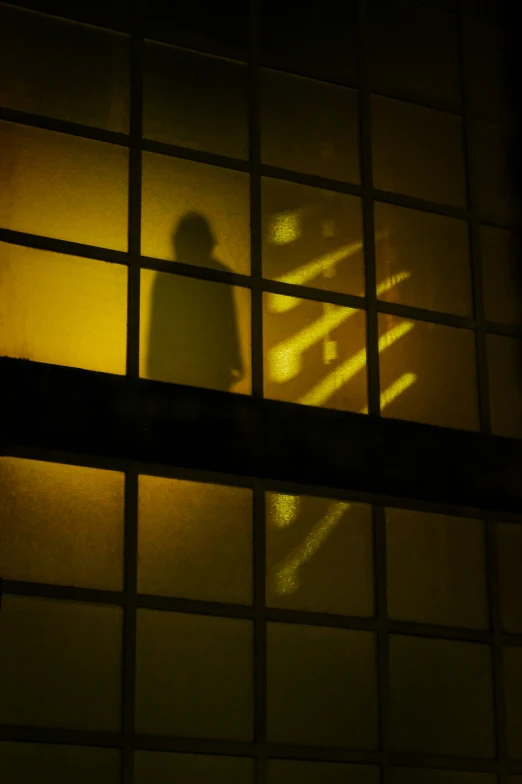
(376, 270, 410, 297)
(269, 494, 300, 528)
(360, 372, 417, 414)
(269, 212, 302, 245)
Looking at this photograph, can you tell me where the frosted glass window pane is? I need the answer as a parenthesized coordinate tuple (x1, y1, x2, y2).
(144, 41, 248, 159)
(487, 334, 522, 439)
(0, 742, 120, 784)
(378, 314, 479, 430)
(261, 69, 360, 184)
(262, 177, 364, 298)
(0, 243, 127, 374)
(138, 475, 252, 604)
(140, 269, 251, 394)
(268, 760, 380, 784)
(0, 595, 122, 731)
(141, 152, 250, 274)
(135, 751, 254, 784)
(386, 508, 488, 629)
(0, 121, 128, 250)
(472, 120, 516, 227)
(504, 646, 522, 758)
(263, 294, 367, 412)
(0, 457, 124, 590)
(266, 492, 373, 617)
(392, 770, 495, 784)
(390, 635, 495, 757)
(374, 202, 472, 317)
(481, 226, 522, 326)
(498, 522, 522, 633)
(136, 610, 253, 740)
(369, 0, 460, 107)
(0, 5, 129, 132)
(267, 622, 378, 748)
(372, 96, 466, 207)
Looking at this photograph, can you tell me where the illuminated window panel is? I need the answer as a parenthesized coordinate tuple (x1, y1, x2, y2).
(0, 595, 122, 731)
(261, 69, 360, 184)
(0, 243, 127, 375)
(135, 610, 253, 740)
(141, 152, 250, 274)
(497, 522, 522, 633)
(0, 742, 120, 784)
(140, 269, 251, 395)
(266, 492, 374, 617)
(0, 121, 128, 250)
(472, 120, 516, 227)
(0, 457, 124, 591)
(369, 0, 460, 107)
(390, 635, 495, 758)
(135, 751, 254, 784)
(143, 41, 248, 159)
(392, 770, 496, 784)
(386, 508, 488, 629)
(263, 294, 367, 413)
(374, 202, 472, 317)
(267, 622, 378, 748)
(378, 314, 479, 431)
(138, 475, 252, 604)
(487, 334, 522, 439)
(481, 226, 522, 326)
(268, 759, 380, 784)
(0, 5, 129, 132)
(372, 96, 467, 208)
(504, 646, 522, 758)
(262, 177, 364, 298)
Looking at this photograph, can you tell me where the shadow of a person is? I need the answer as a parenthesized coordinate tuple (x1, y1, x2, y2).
(147, 212, 244, 392)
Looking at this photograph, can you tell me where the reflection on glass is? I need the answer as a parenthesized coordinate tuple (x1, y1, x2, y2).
(262, 177, 364, 297)
(0, 243, 127, 374)
(141, 152, 250, 273)
(497, 522, 522, 634)
(392, 770, 495, 784)
(481, 225, 522, 326)
(0, 742, 121, 784)
(503, 646, 522, 758)
(135, 751, 254, 784)
(0, 121, 128, 250)
(0, 5, 129, 132)
(374, 202, 472, 316)
(263, 294, 367, 412)
(378, 314, 479, 430)
(135, 610, 253, 740)
(372, 96, 467, 207)
(268, 759, 380, 784)
(0, 457, 124, 590)
(487, 334, 522, 439)
(386, 508, 488, 629)
(266, 492, 373, 616)
(261, 69, 360, 183)
(0, 596, 122, 731)
(472, 120, 516, 227)
(144, 41, 248, 159)
(267, 622, 378, 748)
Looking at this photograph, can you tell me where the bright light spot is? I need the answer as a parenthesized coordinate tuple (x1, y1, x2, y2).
(270, 494, 299, 528)
(359, 372, 417, 414)
(269, 213, 301, 245)
(323, 339, 338, 364)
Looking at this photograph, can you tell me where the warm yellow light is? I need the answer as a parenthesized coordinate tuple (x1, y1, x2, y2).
(359, 372, 417, 414)
(269, 212, 301, 245)
(269, 494, 299, 528)
(376, 270, 410, 297)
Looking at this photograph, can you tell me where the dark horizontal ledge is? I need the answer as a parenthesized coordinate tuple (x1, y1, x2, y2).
(1, 357, 522, 514)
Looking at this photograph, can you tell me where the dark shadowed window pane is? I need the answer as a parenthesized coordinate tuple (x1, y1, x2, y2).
(3, 0, 131, 31)
(392, 770, 495, 784)
(497, 522, 522, 634)
(268, 759, 380, 784)
(134, 751, 254, 784)
(465, 19, 513, 124)
(487, 334, 522, 439)
(481, 225, 522, 326)
(0, 742, 120, 784)
(504, 646, 522, 758)
(472, 120, 517, 227)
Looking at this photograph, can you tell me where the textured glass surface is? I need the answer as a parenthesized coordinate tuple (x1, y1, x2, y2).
(487, 334, 522, 439)
(144, 41, 248, 159)
(0, 121, 128, 249)
(0, 457, 124, 590)
(261, 69, 360, 184)
(0, 742, 120, 784)
(136, 610, 253, 740)
(498, 522, 522, 633)
(0, 596, 122, 731)
(140, 270, 251, 394)
(268, 760, 380, 784)
(141, 152, 250, 274)
(372, 96, 467, 207)
(374, 202, 472, 317)
(504, 646, 522, 758)
(138, 475, 252, 604)
(378, 314, 479, 430)
(472, 120, 516, 227)
(390, 635, 495, 757)
(266, 492, 374, 616)
(369, 0, 460, 106)
(135, 751, 254, 784)
(0, 243, 127, 374)
(262, 177, 364, 298)
(263, 294, 367, 412)
(267, 623, 378, 748)
(392, 770, 495, 784)
(386, 508, 488, 629)
(0, 5, 129, 132)
(481, 226, 522, 326)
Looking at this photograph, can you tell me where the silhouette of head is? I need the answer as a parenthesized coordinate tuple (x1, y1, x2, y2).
(174, 212, 215, 265)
